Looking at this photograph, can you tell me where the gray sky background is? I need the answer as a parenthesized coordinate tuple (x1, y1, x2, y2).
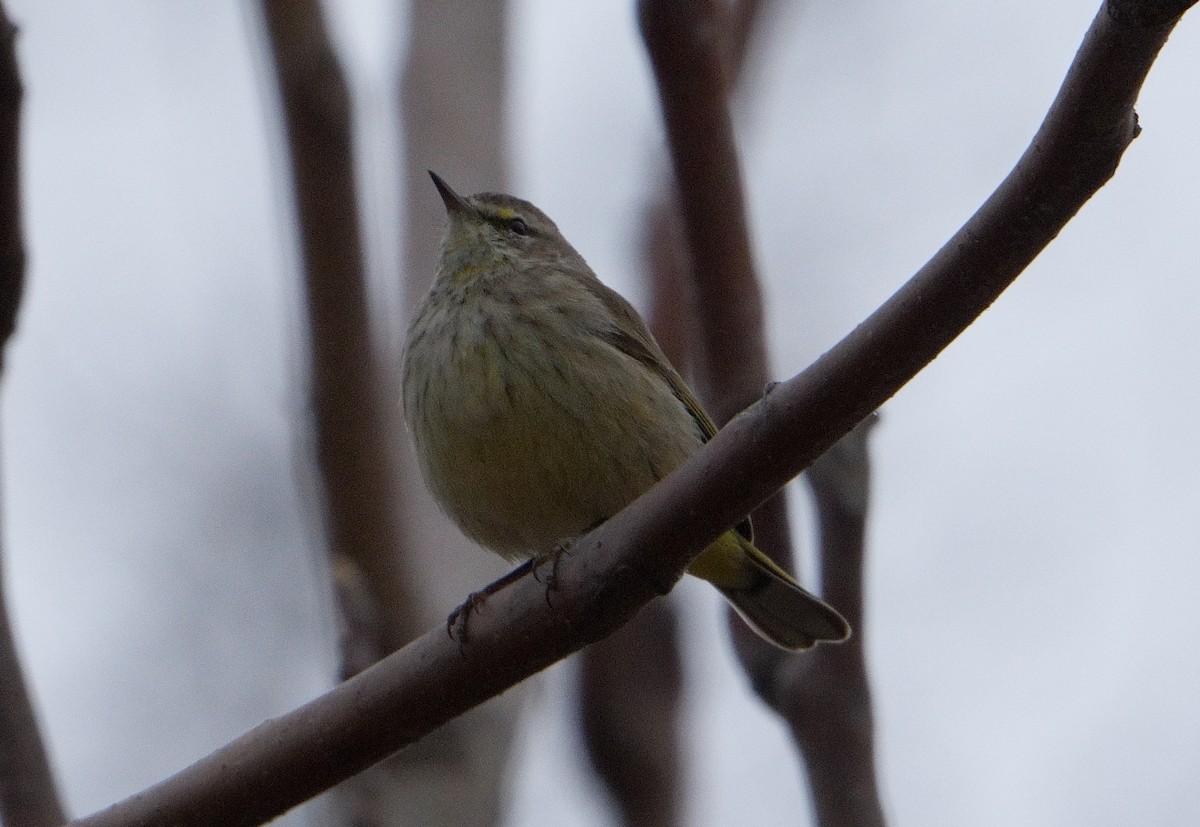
(2, 2, 1198, 826)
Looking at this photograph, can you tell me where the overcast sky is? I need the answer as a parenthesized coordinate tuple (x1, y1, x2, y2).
(2, 2, 1198, 826)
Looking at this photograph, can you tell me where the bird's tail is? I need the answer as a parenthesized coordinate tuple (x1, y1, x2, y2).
(688, 530, 850, 651)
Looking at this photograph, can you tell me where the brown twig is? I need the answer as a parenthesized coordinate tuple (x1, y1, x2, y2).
(637, 0, 800, 680)
(0, 7, 20, 352)
(642, 0, 777, 367)
(263, 5, 525, 825)
(580, 207, 687, 825)
(643, 193, 692, 371)
(0, 10, 70, 827)
(578, 599, 683, 827)
(638, 1, 884, 821)
(389, 4, 526, 827)
(66, 1, 1195, 823)
(582, 131, 687, 827)
(258, 0, 420, 660)
(0, 562, 66, 827)
(598, 3, 780, 817)
(782, 415, 885, 827)
(639, 0, 768, 424)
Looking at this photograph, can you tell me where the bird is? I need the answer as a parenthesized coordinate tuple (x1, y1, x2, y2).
(401, 172, 849, 651)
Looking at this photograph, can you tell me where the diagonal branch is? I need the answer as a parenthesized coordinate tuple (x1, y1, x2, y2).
(67, 1, 1196, 824)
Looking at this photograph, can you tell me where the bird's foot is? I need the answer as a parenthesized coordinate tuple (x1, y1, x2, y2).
(446, 558, 535, 653)
(531, 539, 574, 606)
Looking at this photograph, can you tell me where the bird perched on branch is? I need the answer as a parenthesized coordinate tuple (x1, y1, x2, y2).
(402, 172, 849, 651)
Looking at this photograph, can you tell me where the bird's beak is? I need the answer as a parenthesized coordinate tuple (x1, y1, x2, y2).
(429, 171, 472, 217)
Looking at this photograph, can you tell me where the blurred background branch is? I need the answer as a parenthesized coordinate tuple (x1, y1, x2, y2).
(638, 4, 884, 825)
(258, 0, 418, 666)
(577, 599, 683, 827)
(392, 2, 526, 826)
(260, 0, 522, 824)
(785, 414, 885, 827)
(582, 2, 790, 823)
(638, 0, 803, 682)
(0, 7, 68, 826)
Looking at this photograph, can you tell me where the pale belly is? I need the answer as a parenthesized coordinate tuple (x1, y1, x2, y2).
(406, 326, 703, 560)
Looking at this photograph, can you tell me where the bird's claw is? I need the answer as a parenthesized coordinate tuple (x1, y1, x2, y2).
(531, 540, 574, 606)
(446, 591, 489, 655)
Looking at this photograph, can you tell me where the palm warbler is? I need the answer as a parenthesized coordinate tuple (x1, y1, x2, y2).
(402, 172, 849, 651)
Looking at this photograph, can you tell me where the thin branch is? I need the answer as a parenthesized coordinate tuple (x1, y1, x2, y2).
(580, 204, 687, 826)
(638, 0, 801, 675)
(638, 0, 796, 676)
(0, 10, 70, 827)
(783, 416, 885, 827)
(643, 194, 692, 371)
(0, 7, 20, 352)
(578, 600, 683, 827)
(583, 110, 692, 827)
(638, 0, 767, 424)
(326, 2, 525, 825)
(258, 0, 421, 658)
(66, 1, 1195, 823)
(642, 0, 777, 370)
(638, 3, 885, 823)
(0, 561, 66, 827)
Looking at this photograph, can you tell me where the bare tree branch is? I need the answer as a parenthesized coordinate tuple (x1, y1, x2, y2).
(595, 3, 784, 819)
(642, 0, 778, 368)
(643, 0, 776, 347)
(0, 10, 70, 827)
(385, 3, 526, 827)
(0, 561, 65, 827)
(638, 0, 803, 682)
(258, 0, 420, 661)
(638, 2, 885, 823)
(65, 1, 1195, 823)
(261, 4, 524, 825)
(578, 599, 683, 827)
(643, 192, 692, 372)
(0, 23, 64, 827)
(783, 415, 885, 827)
(0, 7, 20, 353)
(578, 199, 688, 825)
(638, 0, 768, 424)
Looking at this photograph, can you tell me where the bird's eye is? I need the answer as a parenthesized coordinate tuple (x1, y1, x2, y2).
(508, 217, 531, 236)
